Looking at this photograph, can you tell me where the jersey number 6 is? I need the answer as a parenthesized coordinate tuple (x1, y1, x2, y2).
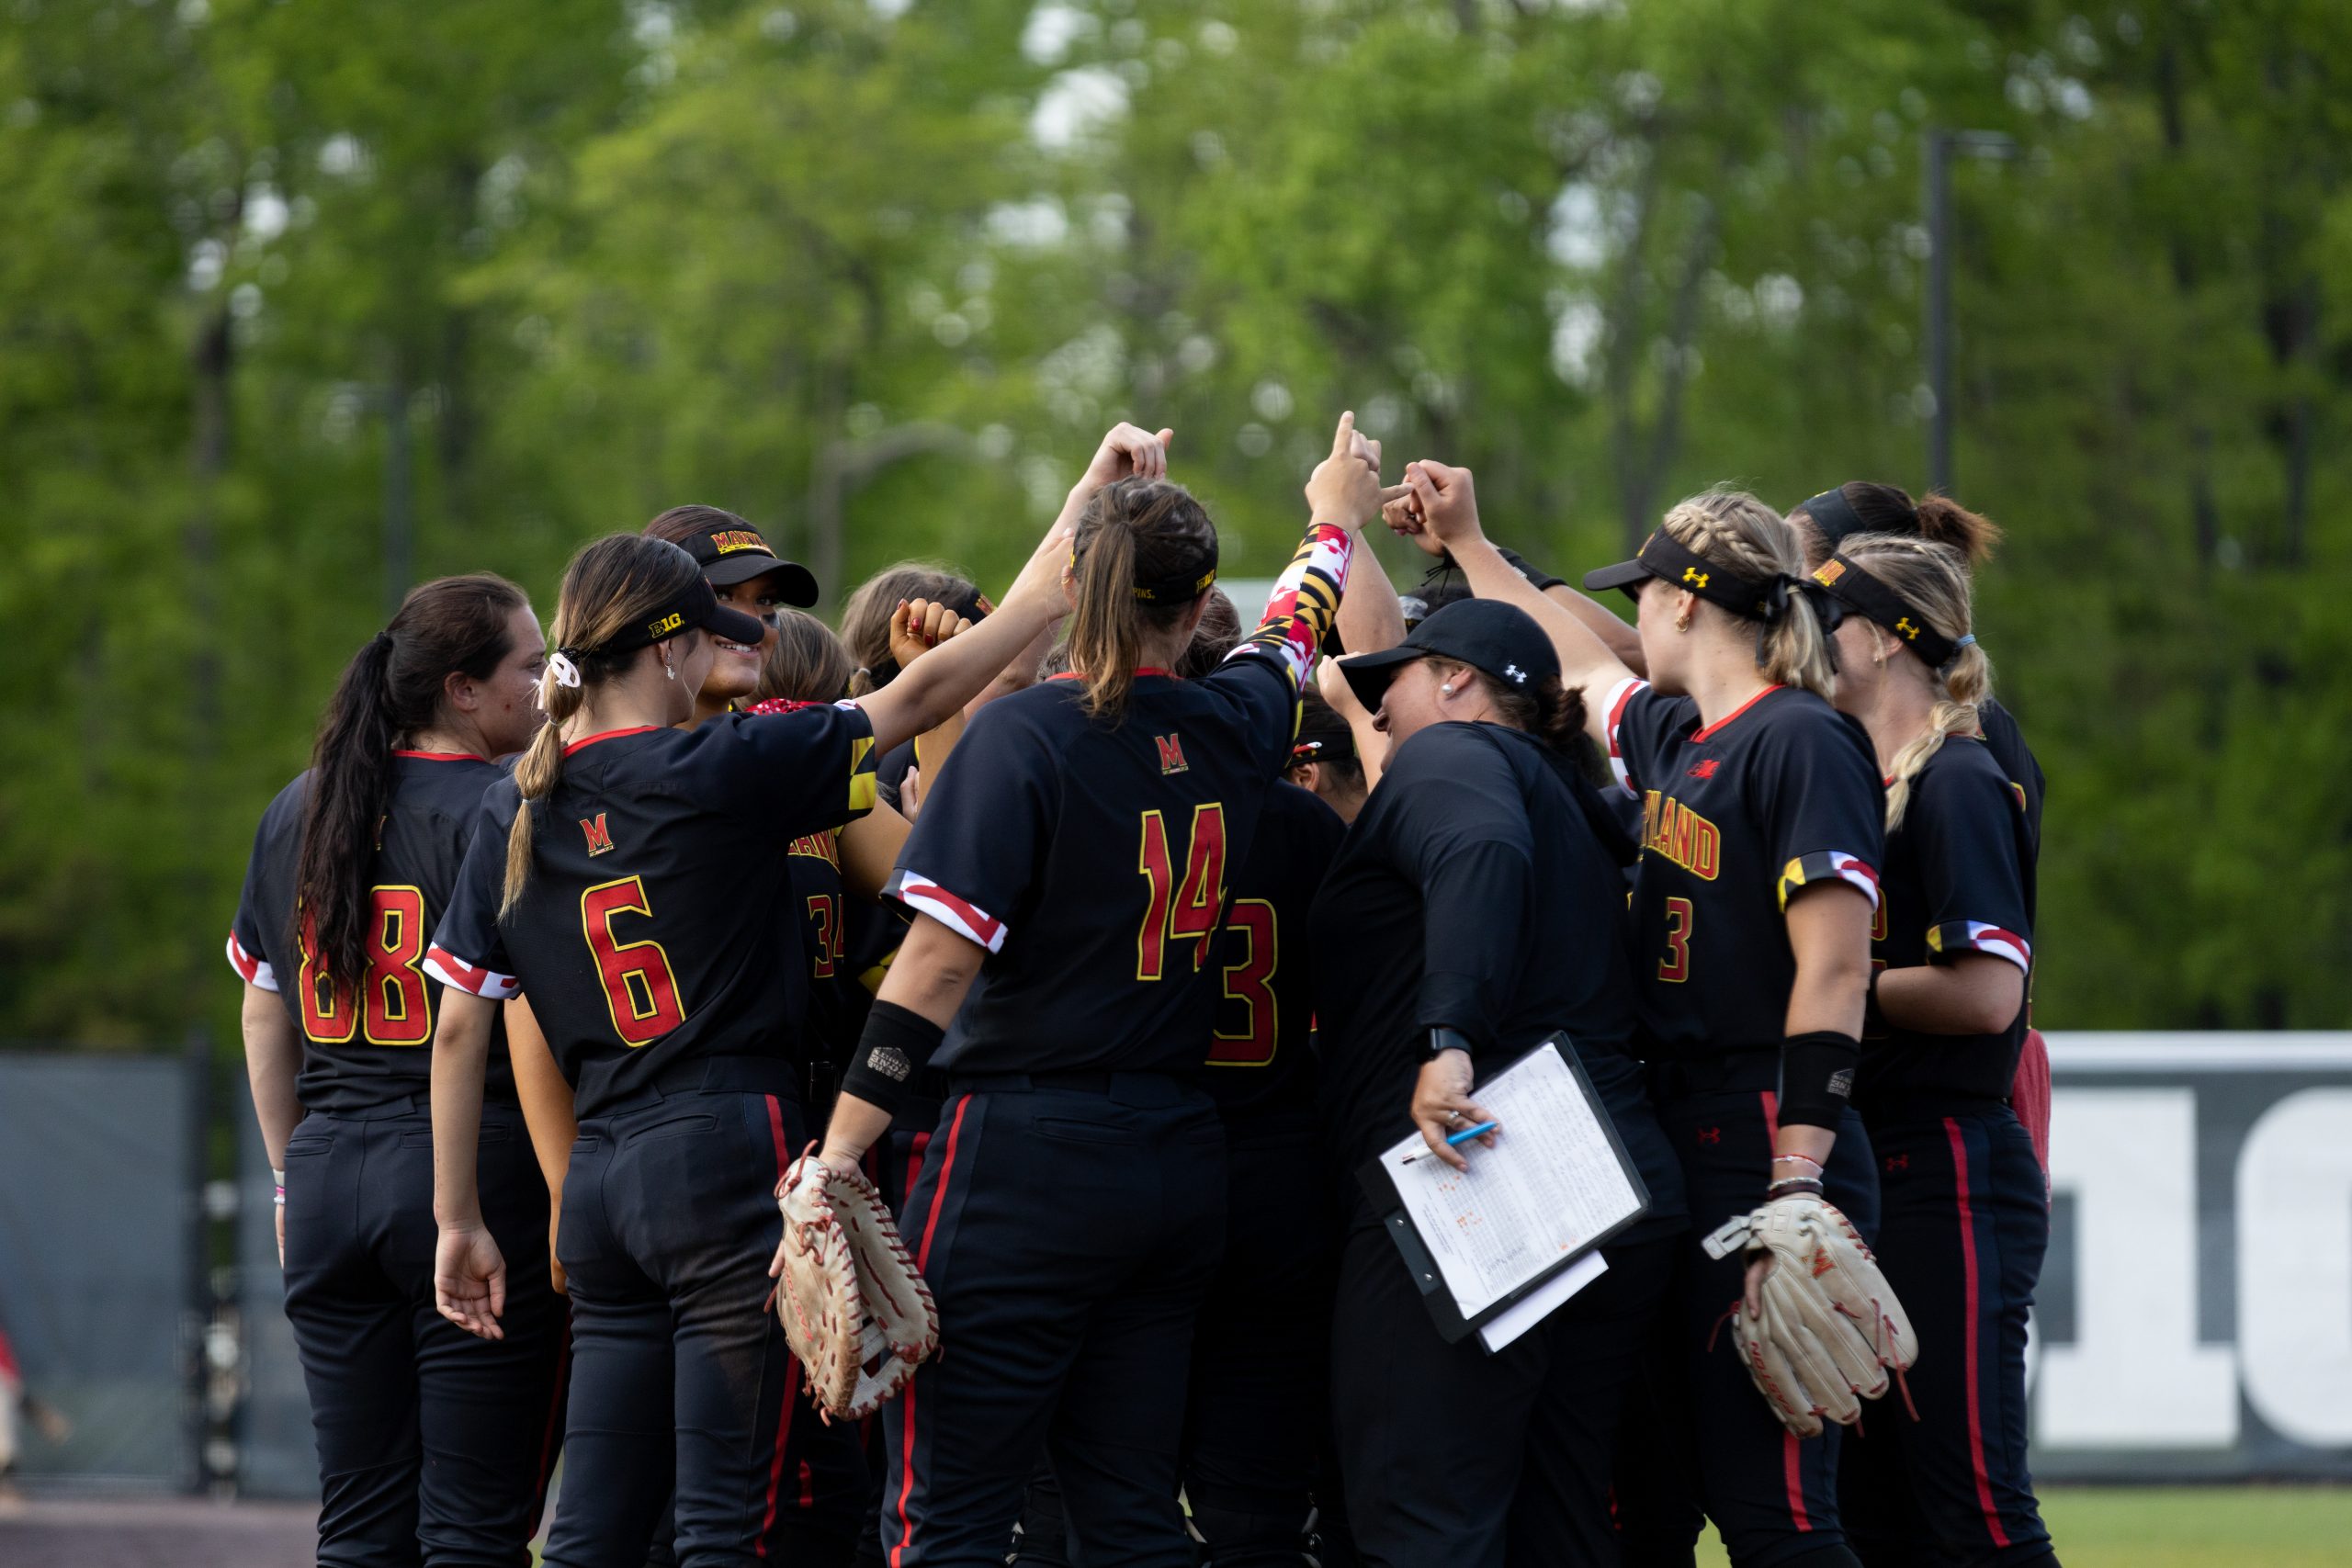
(1136, 803, 1228, 982)
(582, 876, 687, 1045)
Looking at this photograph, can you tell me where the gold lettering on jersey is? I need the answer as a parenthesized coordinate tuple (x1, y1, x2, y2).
(1156, 733, 1189, 775)
(1640, 790, 1721, 880)
(710, 530, 768, 555)
(581, 813, 616, 857)
(786, 832, 841, 868)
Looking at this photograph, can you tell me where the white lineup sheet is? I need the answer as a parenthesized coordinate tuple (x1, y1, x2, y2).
(1381, 1041, 1645, 1331)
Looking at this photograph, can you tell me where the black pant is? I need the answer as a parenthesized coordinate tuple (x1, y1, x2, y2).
(880, 1076, 1227, 1567)
(544, 1079, 864, 1568)
(1015, 1115, 1351, 1568)
(1652, 1087, 1879, 1568)
(281, 1101, 566, 1568)
(1841, 1110, 2057, 1568)
(1329, 1206, 1677, 1568)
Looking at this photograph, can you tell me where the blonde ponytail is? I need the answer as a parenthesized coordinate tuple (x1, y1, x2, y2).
(498, 533, 707, 915)
(1065, 478, 1217, 722)
(1660, 488, 1838, 700)
(1837, 533, 1988, 833)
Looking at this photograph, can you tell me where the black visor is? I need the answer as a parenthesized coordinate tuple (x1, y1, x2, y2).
(583, 575, 766, 659)
(1810, 554, 1963, 667)
(1583, 530, 1780, 620)
(680, 521, 820, 605)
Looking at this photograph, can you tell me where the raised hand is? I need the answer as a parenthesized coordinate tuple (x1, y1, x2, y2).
(889, 598, 974, 671)
(1079, 422, 1175, 494)
(1403, 458, 1484, 549)
(1305, 412, 1386, 530)
(1383, 484, 1450, 558)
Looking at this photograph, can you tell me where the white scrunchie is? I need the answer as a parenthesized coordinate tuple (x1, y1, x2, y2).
(547, 651, 582, 691)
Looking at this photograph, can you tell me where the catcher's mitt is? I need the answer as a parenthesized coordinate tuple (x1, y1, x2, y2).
(1702, 1193, 1918, 1438)
(774, 1147, 940, 1421)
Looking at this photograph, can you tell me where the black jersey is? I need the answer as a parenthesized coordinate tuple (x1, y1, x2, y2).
(426, 708, 877, 1118)
(1976, 697, 2042, 920)
(1601, 679, 1885, 1060)
(887, 522, 1353, 1080)
(1311, 722, 1645, 1173)
(786, 828, 865, 1065)
(1858, 738, 2035, 1107)
(1204, 780, 1345, 1122)
(228, 751, 515, 1114)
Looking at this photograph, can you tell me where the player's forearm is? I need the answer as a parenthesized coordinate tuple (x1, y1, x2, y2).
(239, 986, 304, 1169)
(970, 621, 1053, 714)
(1542, 582, 1645, 674)
(429, 995, 497, 1228)
(1336, 540, 1406, 655)
(1453, 534, 1631, 699)
(818, 1092, 897, 1167)
(503, 998, 577, 1203)
(866, 600, 1054, 753)
(839, 803, 912, 902)
(1875, 955, 2024, 1037)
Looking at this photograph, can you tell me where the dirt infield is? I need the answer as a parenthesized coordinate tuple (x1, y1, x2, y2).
(0, 1495, 317, 1567)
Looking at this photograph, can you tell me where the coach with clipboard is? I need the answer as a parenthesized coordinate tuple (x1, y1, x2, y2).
(1314, 597, 1687, 1568)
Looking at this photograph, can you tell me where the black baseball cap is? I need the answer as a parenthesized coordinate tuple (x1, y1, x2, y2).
(1338, 598, 1560, 713)
(677, 519, 820, 605)
(577, 572, 767, 659)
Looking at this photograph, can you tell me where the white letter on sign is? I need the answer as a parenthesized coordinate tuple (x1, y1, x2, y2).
(2237, 1089, 2352, 1445)
(2039, 1089, 2236, 1448)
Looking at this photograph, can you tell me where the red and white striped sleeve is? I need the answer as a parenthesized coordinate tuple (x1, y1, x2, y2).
(1599, 675, 1649, 798)
(884, 867, 1009, 954)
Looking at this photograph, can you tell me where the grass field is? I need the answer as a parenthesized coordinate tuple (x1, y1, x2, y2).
(1690, 1485, 2352, 1567)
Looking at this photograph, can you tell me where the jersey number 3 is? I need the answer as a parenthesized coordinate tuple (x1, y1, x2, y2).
(1136, 804, 1228, 981)
(582, 876, 686, 1045)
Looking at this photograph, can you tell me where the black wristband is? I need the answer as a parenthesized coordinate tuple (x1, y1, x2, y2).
(1777, 1029, 1860, 1131)
(1765, 1177, 1825, 1200)
(1494, 545, 1567, 593)
(1422, 1026, 1475, 1063)
(841, 1000, 946, 1121)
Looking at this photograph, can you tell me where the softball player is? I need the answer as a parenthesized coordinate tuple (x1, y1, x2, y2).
(1018, 597, 1353, 1568)
(800, 415, 1377, 1568)
(1409, 466, 1883, 1567)
(1809, 536, 2057, 1567)
(1786, 486, 2052, 1175)
(228, 574, 566, 1567)
(640, 506, 819, 727)
(424, 522, 1069, 1568)
(1314, 596, 1687, 1568)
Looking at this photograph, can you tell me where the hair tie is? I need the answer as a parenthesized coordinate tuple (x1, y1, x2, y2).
(1951, 633, 1977, 649)
(547, 650, 582, 690)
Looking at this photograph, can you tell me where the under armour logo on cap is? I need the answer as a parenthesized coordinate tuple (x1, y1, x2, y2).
(1503, 662, 1526, 684)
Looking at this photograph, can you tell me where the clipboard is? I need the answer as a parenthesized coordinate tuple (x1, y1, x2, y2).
(1356, 1034, 1652, 1347)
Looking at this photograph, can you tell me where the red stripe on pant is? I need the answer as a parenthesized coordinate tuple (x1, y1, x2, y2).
(1944, 1117, 2011, 1550)
(1759, 1090, 1813, 1532)
(759, 1096, 798, 1559)
(892, 1094, 973, 1568)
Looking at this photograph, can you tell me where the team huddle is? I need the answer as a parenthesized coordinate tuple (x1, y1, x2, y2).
(228, 412, 2056, 1568)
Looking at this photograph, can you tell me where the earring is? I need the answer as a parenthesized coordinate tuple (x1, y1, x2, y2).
(662, 653, 677, 681)
(1440, 684, 1455, 697)
(1674, 611, 1692, 634)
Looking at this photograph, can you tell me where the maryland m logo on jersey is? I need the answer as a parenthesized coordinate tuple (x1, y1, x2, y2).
(581, 813, 616, 856)
(1156, 734, 1189, 775)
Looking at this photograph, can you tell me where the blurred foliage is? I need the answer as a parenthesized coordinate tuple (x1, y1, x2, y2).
(1, 0, 2346, 1045)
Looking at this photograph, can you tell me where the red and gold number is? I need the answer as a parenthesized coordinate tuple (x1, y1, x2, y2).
(297, 886, 432, 1046)
(1209, 899, 1279, 1066)
(581, 876, 686, 1046)
(1657, 896, 1695, 984)
(807, 893, 842, 980)
(1136, 804, 1228, 981)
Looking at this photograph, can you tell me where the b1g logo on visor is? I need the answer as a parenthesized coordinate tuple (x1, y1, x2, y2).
(646, 611, 684, 640)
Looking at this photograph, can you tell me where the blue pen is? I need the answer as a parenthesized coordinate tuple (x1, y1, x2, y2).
(1403, 1120, 1499, 1164)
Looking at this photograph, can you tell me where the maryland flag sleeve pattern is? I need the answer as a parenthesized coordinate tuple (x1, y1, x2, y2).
(1229, 523, 1352, 694)
(1778, 851, 1881, 912)
(1926, 919, 2031, 973)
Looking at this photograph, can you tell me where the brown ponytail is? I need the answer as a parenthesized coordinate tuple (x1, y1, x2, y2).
(298, 575, 524, 988)
(501, 536, 704, 915)
(1659, 489, 1838, 700)
(1065, 478, 1217, 721)
(1791, 481, 2004, 570)
(1837, 533, 1989, 832)
(755, 608, 855, 704)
